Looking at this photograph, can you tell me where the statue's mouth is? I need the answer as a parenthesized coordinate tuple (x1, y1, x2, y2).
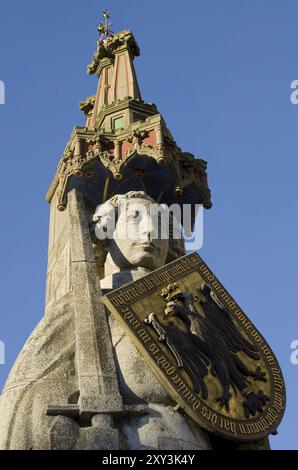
(137, 242, 159, 252)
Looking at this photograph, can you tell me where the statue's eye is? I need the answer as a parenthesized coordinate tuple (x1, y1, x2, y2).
(128, 210, 139, 219)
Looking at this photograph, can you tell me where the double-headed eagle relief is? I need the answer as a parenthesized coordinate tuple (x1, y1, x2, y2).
(103, 252, 285, 442)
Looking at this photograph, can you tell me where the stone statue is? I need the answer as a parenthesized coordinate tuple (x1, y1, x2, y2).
(92, 191, 211, 449)
(0, 191, 210, 450)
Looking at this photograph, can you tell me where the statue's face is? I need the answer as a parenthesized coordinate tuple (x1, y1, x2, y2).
(109, 198, 169, 271)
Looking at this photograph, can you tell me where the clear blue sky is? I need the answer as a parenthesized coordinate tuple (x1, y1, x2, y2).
(0, 0, 297, 450)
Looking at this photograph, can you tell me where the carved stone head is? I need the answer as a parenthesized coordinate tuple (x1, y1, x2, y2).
(92, 191, 184, 285)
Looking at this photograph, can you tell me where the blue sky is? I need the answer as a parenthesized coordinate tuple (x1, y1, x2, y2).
(0, 0, 297, 450)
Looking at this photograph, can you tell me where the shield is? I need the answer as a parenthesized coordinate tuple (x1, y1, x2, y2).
(102, 252, 285, 441)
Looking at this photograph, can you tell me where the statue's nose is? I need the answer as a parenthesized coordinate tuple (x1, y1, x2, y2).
(139, 218, 155, 240)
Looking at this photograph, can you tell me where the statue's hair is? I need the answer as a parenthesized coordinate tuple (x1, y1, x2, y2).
(92, 191, 185, 273)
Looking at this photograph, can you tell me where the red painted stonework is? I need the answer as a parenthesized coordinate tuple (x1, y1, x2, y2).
(143, 130, 156, 147)
(122, 140, 133, 156)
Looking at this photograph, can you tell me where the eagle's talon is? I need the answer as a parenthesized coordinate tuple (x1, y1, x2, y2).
(253, 366, 267, 382)
(215, 392, 232, 411)
(242, 390, 269, 417)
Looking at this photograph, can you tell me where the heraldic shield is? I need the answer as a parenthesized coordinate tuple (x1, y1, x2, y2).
(103, 252, 286, 442)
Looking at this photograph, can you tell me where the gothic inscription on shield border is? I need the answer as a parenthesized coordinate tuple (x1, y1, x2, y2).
(102, 252, 286, 441)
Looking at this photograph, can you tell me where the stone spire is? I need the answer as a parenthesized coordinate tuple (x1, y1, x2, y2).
(85, 11, 143, 130)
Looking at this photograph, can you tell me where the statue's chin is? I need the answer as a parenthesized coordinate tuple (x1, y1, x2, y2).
(129, 257, 162, 272)
(125, 248, 164, 271)
(101, 265, 152, 292)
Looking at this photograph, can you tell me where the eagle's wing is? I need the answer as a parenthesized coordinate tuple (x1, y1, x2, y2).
(145, 313, 210, 399)
(200, 284, 260, 360)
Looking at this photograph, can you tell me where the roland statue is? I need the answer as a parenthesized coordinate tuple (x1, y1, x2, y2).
(92, 191, 211, 450)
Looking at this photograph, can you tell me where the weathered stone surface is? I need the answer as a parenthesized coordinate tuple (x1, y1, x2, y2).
(0, 292, 77, 449)
(119, 404, 211, 450)
(46, 189, 72, 310)
(68, 190, 123, 416)
(76, 416, 119, 450)
(56, 190, 122, 448)
(0, 190, 123, 450)
(108, 313, 172, 406)
(50, 416, 79, 450)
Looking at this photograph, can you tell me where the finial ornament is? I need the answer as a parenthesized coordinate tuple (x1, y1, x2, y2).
(97, 10, 114, 42)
